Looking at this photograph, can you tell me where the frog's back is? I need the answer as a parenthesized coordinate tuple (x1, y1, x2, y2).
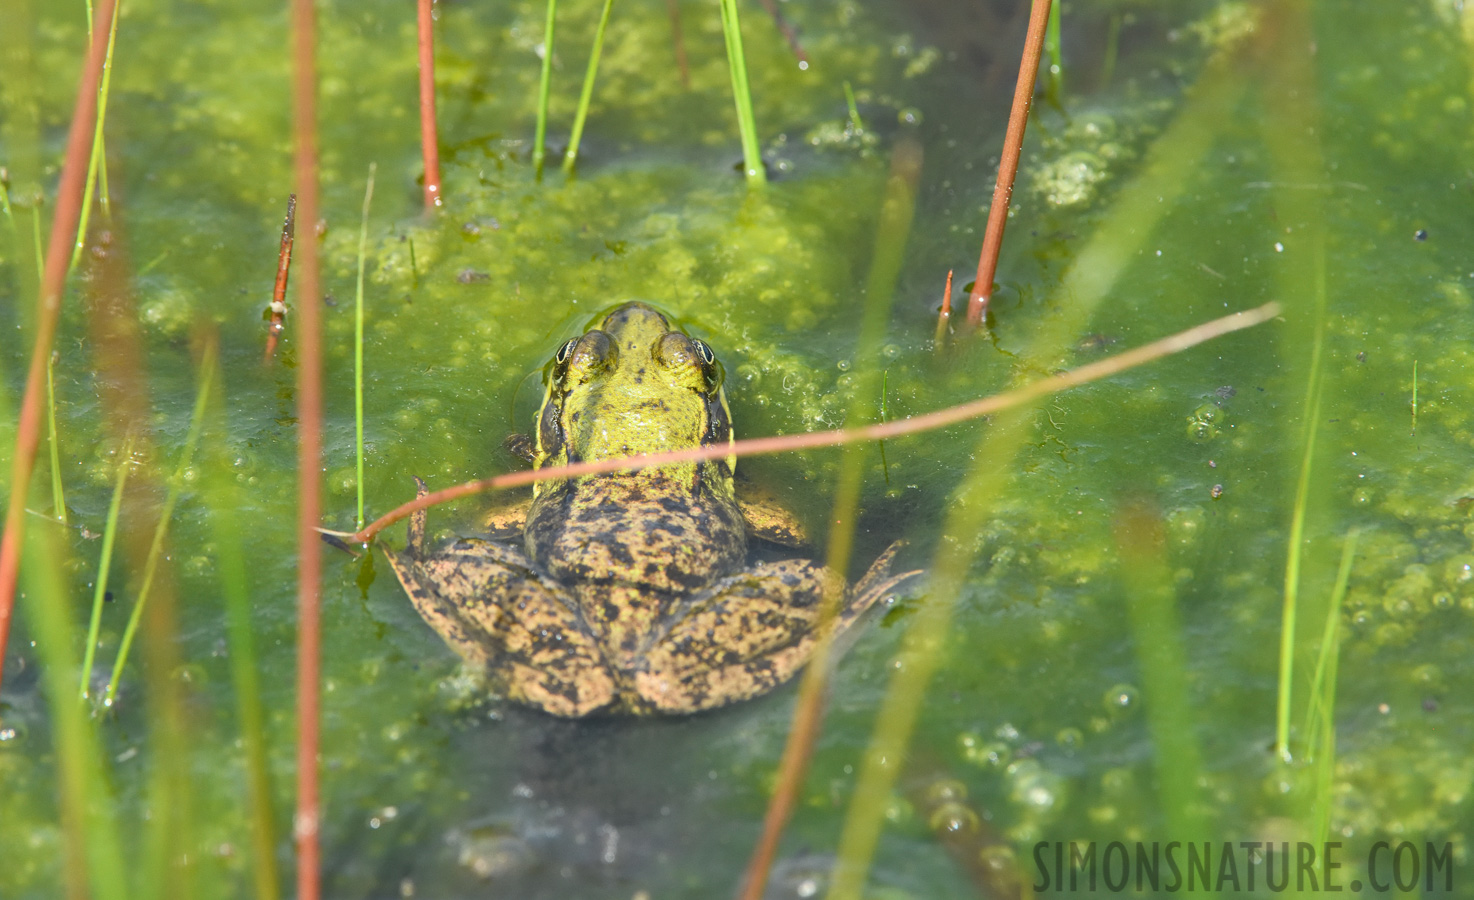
(527, 468, 745, 591)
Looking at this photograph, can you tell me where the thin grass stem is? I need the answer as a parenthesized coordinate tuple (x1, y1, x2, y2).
(46, 352, 67, 523)
(79, 434, 131, 700)
(349, 304, 1277, 546)
(355, 163, 376, 531)
(1303, 529, 1356, 755)
(1116, 500, 1207, 840)
(1044, 0, 1062, 103)
(1101, 13, 1121, 87)
(720, 0, 766, 186)
(0, 0, 118, 695)
(1265, 0, 1330, 763)
(32, 206, 44, 281)
(20, 522, 130, 900)
(1306, 530, 1355, 856)
(70, 0, 121, 272)
(665, 0, 690, 89)
(824, 35, 1255, 895)
(737, 139, 922, 900)
(533, 0, 558, 178)
(103, 342, 215, 705)
(562, 0, 615, 176)
(1411, 360, 1418, 436)
(843, 81, 864, 133)
(199, 331, 281, 900)
(966, 0, 1051, 326)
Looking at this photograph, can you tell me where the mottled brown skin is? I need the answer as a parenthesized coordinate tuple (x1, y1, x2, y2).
(384, 302, 920, 717)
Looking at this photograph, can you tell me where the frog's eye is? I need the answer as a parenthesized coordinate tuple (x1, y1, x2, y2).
(654, 333, 722, 393)
(555, 338, 578, 364)
(564, 331, 617, 383)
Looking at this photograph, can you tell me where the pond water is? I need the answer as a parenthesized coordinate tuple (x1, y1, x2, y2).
(2, 0, 1471, 897)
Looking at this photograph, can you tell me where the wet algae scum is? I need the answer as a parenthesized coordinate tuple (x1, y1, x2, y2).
(2, 0, 1472, 896)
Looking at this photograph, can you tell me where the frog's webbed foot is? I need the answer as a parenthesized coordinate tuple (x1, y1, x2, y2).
(384, 538, 618, 718)
(735, 475, 809, 549)
(632, 546, 921, 714)
(852, 540, 924, 604)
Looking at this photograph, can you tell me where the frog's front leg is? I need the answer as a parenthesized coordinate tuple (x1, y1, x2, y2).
(631, 543, 920, 714)
(385, 538, 619, 718)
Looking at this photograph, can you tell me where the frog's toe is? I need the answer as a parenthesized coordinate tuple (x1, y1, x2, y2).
(399, 540, 619, 718)
(633, 560, 846, 713)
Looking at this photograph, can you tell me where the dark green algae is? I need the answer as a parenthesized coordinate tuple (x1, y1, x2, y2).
(2, 0, 1474, 896)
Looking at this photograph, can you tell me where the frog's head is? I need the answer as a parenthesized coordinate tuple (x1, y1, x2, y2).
(533, 302, 734, 484)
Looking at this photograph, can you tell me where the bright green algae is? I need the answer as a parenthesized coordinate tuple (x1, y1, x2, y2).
(2, 0, 1474, 897)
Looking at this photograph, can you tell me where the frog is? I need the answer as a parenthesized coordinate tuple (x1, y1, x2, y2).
(383, 301, 920, 717)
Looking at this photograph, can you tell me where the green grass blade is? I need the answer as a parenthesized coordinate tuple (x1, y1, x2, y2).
(843, 80, 864, 133)
(562, 0, 616, 176)
(1305, 530, 1356, 862)
(200, 338, 281, 900)
(355, 162, 376, 531)
(79, 434, 132, 699)
(32, 205, 44, 281)
(69, 0, 121, 272)
(1118, 505, 1207, 841)
(720, 0, 766, 186)
(532, 0, 558, 178)
(1302, 529, 1357, 760)
(826, 41, 1252, 899)
(21, 521, 131, 900)
(46, 351, 67, 523)
(104, 342, 216, 705)
(1044, 0, 1062, 102)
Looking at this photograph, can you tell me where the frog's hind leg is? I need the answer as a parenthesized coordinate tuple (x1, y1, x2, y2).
(390, 539, 619, 718)
(633, 552, 919, 714)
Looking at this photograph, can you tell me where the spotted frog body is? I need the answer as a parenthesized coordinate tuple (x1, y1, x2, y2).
(384, 302, 919, 717)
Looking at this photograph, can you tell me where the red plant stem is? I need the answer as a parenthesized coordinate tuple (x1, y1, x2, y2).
(291, 0, 324, 894)
(263, 194, 296, 362)
(665, 0, 691, 90)
(966, 0, 1052, 327)
(0, 0, 117, 695)
(347, 303, 1279, 546)
(417, 0, 442, 209)
(756, 0, 807, 65)
(934, 268, 953, 347)
(736, 669, 827, 900)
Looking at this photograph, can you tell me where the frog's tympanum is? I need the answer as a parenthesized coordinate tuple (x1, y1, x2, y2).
(384, 302, 920, 717)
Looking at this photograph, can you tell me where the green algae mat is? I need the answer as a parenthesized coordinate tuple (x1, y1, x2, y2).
(2, 0, 1472, 896)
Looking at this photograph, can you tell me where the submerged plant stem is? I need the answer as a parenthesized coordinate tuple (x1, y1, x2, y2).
(665, 0, 690, 89)
(0, 0, 117, 696)
(79, 435, 131, 700)
(563, 0, 615, 176)
(46, 352, 66, 523)
(355, 164, 376, 531)
(104, 343, 215, 705)
(720, 0, 766, 186)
